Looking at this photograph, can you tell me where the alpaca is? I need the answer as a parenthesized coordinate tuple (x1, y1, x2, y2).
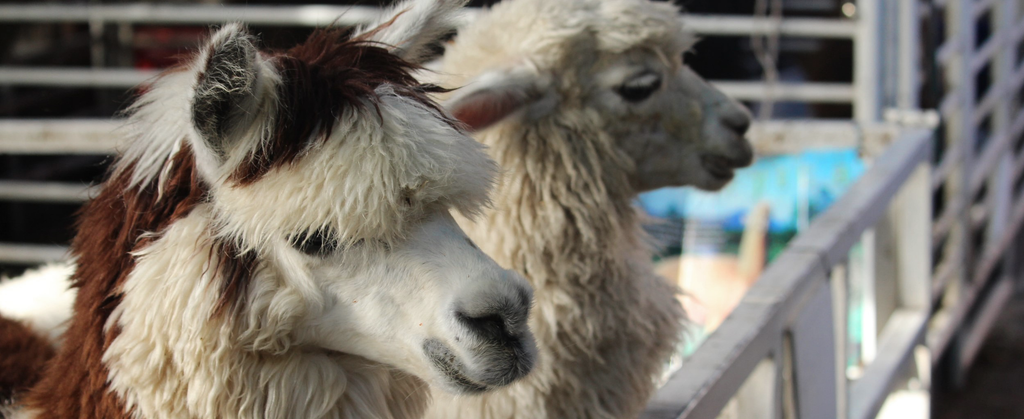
(3, 2, 539, 417)
(0, 317, 53, 405)
(0, 264, 76, 343)
(419, 0, 753, 418)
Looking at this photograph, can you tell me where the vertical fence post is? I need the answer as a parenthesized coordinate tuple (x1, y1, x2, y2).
(898, 0, 921, 110)
(791, 283, 842, 419)
(939, 0, 979, 390)
(831, 262, 850, 419)
(855, 0, 883, 122)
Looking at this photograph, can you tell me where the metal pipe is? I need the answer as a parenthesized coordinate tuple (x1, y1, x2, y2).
(709, 82, 855, 103)
(681, 15, 857, 38)
(0, 68, 859, 104)
(0, 181, 95, 203)
(0, 5, 858, 38)
(0, 68, 157, 88)
(0, 4, 380, 27)
(854, 0, 882, 121)
(0, 243, 68, 264)
(0, 119, 121, 154)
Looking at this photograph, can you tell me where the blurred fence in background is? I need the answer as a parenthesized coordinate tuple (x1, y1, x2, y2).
(1, 2, 1023, 418)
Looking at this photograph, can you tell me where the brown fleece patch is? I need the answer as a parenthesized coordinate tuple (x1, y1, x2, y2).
(212, 239, 259, 317)
(21, 146, 205, 418)
(231, 28, 452, 184)
(0, 316, 55, 404)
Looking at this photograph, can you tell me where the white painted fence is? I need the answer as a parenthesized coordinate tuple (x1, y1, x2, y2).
(2, 2, 1023, 418)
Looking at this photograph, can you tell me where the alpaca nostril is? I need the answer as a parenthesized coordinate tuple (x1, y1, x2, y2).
(456, 311, 514, 343)
(723, 112, 751, 135)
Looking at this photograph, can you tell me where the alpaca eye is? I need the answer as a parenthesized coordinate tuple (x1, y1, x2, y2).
(616, 72, 662, 103)
(290, 229, 341, 256)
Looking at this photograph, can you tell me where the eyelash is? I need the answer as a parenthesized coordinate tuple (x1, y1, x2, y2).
(289, 231, 391, 257)
(290, 229, 341, 256)
(616, 73, 662, 103)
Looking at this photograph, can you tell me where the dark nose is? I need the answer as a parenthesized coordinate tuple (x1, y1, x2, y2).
(455, 287, 531, 343)
(457, 312, 513, 343)
(722, 108, 751, 136)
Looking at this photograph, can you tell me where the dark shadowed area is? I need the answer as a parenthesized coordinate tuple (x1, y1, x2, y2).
(934, 290, 1024, 419)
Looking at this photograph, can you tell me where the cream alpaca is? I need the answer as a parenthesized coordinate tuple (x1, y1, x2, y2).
(422, 0, 753, 418)
(3, 1, 538, 417)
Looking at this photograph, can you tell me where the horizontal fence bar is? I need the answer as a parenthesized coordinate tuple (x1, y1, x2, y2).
(0, 5, 857, 39)
(0, 68, 855, 104)
(712, 82, 855, 103)
(644, 129, 932, 419)
(680, 15, 856, 38)
(0, 119, 120, 154)
(0, 181, 94, 203)
(0, 119, 905, 156)
(0, 4, 380, 27)
(0, 67, 157, 88)
(747, 121, 900, 155)
(0, 243, 68, 265)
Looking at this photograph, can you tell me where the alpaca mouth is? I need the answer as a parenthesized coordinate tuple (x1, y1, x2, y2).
(700, 155, 741, 180)
(423, 339, 490, 394)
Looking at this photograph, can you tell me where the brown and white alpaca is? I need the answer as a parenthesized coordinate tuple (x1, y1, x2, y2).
(0, 264, 76, 344)
(420, 0, 753, 418)
(2, 2, 539, 417)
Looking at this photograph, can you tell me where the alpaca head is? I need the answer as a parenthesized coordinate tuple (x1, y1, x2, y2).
(107, 17, 535, 405)
(438, 0, 753, 192)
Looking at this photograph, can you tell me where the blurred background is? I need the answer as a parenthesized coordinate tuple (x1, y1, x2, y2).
(1, 1, 1022, 418)
(0, 0, 863, 277)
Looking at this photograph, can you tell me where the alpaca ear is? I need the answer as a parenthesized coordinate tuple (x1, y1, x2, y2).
(356, 0, 469, 64)
(192, 24, 261, 157)
(445, 68, 556, 132)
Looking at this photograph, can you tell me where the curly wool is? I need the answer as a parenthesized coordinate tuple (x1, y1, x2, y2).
(424, 1, 690, 417)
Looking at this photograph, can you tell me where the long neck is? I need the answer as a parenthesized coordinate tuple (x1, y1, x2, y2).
(22, 148, 204, 418)
(448, 109, 684, 419)
(466, 111, 644, 289)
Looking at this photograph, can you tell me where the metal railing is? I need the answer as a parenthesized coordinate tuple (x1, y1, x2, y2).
(641, 0, 1024, 418)
(926, 0, 1024, 392)
(643, 126, 934, 419)
(0, 4, 863, 105)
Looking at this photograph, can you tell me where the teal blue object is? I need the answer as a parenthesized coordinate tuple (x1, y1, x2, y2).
(638, 148, 865, 232)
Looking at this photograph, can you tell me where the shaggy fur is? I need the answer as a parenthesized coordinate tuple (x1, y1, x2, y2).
(0, 264, 76, 343)
(0, 317, 54, 405)
(423, 0, 753, 418)
(5, 1, 538, 417)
